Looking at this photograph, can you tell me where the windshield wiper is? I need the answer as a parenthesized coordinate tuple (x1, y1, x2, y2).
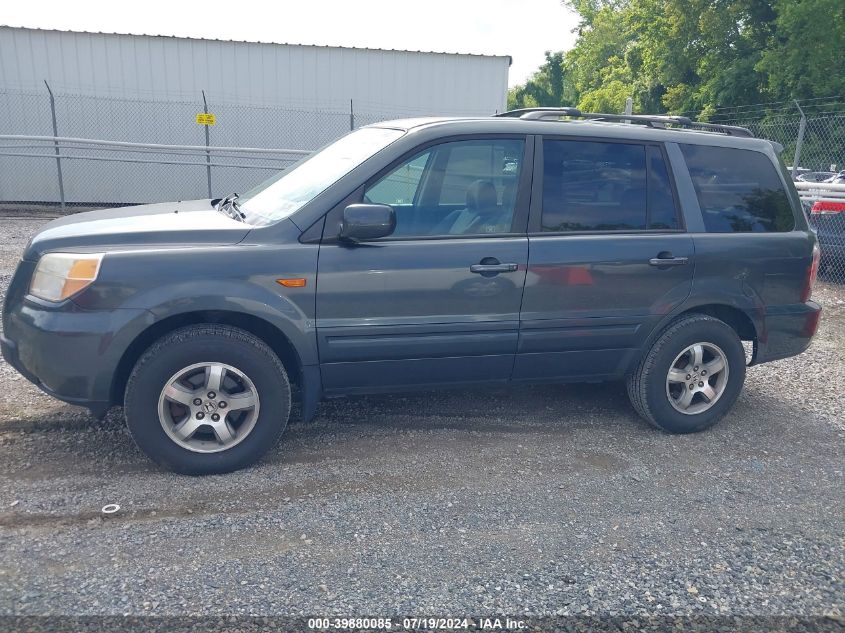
(215, 192, 246, 222)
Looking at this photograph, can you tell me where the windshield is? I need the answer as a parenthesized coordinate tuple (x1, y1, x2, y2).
(239, 127, 404, 225)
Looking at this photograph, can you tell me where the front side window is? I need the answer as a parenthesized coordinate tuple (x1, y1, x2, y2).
(681, 144, 795, 233)
(240, 127, 404, 225)
(363, 138, 525, 237)
(364, 151, 430, 206)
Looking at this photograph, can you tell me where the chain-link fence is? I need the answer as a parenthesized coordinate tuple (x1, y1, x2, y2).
(0, 85, 408, 209)
(713, 108, 845, 174)
(2, 86, 844, 285)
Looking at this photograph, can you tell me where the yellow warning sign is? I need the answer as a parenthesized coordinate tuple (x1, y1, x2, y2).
(196, 113, 216, 125)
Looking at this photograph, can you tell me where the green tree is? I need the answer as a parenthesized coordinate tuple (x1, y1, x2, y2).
(510, 0, 845, 117)
(758, 0, 845, 101)
(507, 52, 572, 110)
(562, 2, 633, 111)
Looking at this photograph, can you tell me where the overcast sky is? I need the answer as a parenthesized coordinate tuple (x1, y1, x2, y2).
(2, 0, 580, 88)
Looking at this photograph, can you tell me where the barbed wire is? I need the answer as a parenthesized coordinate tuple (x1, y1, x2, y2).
(679, 97, 845, 120)
(0, 87, 442, 119)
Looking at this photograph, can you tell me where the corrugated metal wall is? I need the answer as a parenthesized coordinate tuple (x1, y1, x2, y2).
(0, 26, 510, 204)
(0, 26, 509, 112)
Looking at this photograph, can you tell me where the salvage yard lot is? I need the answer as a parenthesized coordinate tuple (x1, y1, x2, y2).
(0, 216, 843, 616)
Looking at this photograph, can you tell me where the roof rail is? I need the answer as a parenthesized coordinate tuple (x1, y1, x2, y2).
(494, 107, 754, 138)
(496, 107, 584, 118)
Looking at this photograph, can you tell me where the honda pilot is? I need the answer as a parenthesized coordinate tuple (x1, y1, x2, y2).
(1, 109, 822, 474)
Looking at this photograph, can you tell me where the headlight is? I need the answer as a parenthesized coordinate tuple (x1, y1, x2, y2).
(29, 253, 104, 302)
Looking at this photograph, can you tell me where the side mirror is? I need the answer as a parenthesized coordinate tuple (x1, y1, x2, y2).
(338, 204, 396, 242)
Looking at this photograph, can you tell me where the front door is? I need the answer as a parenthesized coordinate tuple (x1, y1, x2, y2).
(316, 136, 532, 394)
(514, 137, 694, 381)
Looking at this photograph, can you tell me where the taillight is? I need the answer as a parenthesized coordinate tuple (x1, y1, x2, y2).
(801, 243, 820, 302)
(811, 201, 845, 214)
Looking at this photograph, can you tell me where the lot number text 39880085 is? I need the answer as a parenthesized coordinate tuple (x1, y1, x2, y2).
(307, 617, 527, 630)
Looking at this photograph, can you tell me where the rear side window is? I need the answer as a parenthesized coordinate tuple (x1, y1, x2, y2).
(541, 140, 679, 232)
(681, 144, 795, 233)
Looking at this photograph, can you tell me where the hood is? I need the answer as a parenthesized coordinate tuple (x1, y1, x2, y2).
(23, 199, 252, 260)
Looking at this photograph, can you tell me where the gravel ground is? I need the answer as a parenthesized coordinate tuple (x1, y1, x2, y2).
(0, 216, 843, 620)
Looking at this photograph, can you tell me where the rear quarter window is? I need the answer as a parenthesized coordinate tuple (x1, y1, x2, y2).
(681, 144, 795, 233)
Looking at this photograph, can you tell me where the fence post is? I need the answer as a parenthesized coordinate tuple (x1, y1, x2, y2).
(792, 100, 807, 179)
(622, 97, 633, 124)
(43, 80, 65, 211)
(201, 90, 213, 198)
(350, 99, 355, 131)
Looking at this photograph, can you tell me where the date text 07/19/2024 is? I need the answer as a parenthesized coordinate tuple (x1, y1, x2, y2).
(306, 617, 527, 630)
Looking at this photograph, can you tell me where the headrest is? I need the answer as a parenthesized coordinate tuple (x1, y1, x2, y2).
(466, 180, 498, 211)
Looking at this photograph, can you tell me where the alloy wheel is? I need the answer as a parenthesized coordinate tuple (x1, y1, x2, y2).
(665, 342, 730, 415)
(157, 362, 260, 453)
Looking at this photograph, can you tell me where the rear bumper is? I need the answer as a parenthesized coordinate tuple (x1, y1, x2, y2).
(753, 301, 822, 364)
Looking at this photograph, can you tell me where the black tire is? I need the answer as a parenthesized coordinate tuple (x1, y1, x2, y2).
(125, 325, 291, 474)
(626, 314, 746, 434)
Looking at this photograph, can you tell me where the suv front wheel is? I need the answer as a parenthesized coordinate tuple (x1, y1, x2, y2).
(125, 325, 291, 474)
(627, 314, 746, 433)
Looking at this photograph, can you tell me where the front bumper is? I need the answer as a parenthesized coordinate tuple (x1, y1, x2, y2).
(1, 333, 110, 416)
(1, 334, 38, 385)
(753, 300, 822, 364)
(2, 291, 153, 416)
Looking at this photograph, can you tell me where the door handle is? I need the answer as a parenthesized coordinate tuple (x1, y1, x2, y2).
(649, 256, 689, 267)
(470, 263, 519, 274)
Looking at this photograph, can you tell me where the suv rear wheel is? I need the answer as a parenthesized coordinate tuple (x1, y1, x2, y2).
(627, 314, 746, 433)
(125, 325, 291, 474)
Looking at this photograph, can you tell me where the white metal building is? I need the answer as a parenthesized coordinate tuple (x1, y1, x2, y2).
(0, 26, 510, 204)
(0, 26, 510, 112)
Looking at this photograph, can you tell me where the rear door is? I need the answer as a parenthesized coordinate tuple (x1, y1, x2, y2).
(316, 135, 532, 394)
(514, 136, 694, 381)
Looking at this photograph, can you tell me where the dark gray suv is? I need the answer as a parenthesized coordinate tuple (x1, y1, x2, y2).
(1, 109, 822, 474)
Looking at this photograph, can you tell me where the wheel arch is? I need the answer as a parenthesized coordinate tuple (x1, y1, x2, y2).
(632, 302, 759, 374)
(111, 310, 305, 406)
(681, 304, 758, 342)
